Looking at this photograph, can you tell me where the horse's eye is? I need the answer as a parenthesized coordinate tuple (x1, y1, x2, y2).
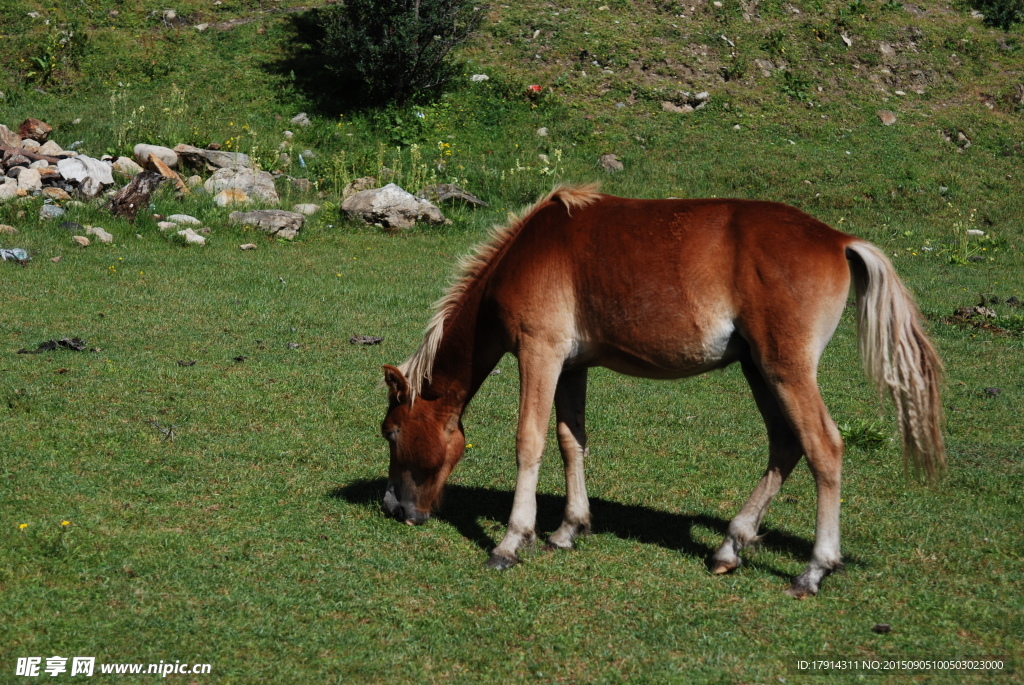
(382, 428, 398, 442)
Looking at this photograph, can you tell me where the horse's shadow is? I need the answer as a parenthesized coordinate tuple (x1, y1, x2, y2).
(332, 479, 845, 579)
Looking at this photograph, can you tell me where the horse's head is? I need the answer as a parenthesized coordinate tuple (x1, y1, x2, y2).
(380, 365, 465, 525)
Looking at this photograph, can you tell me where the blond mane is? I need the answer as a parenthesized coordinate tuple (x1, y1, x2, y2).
(398, 183, 602, 399)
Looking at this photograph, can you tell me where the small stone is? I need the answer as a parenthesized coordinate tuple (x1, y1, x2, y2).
(290, 112, 312, 127)
(871, 623, 891, 634)
(41, 205, 66, 219)
(18, 118, 52, 143)
(599, 153, 624, 173)
(536, 127, 549, 137)
(0, 185, 18, 202)
(214, 188, 250, 206)
(157, 221, 178, 231)
(50, 256, 61, 263)
(21, 139, 41, 153)
(42, 187, 71, 201)
(228, 209, 305, 236)
(278, 153, 291, 166)
(877, 110, 897, 126)
(167, 214, 200, 225)
(0, 124, 21, 147)
(283, 130, 294, 139)
(177, 227, 206, 245)
(290, 177, 313, 193)
(342, 176, 378, 200)
(112, 157, 144, 176)
(662, 101, 694, 114)
(239, 243, 258, 250)
(17, 168, 43, 192)
(72, 236, 90, 247)
(86, 226, 114, 243)
(292, 203, 320, 215)
(0, 224, 16, 235)
(470, 74, 489, 82)
(38, 140, 63, 156)
(966, 229, 985, 236)
(185, 175, 203, 188)
(29, 159, 50, 169)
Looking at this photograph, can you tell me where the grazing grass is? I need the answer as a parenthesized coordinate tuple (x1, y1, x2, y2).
(1, 0, 1022, 682)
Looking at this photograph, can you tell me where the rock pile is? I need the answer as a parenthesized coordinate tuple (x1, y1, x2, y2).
(1, 119, 114, 202)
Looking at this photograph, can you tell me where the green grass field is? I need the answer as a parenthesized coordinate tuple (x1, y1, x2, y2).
(1, 0, 1022, 682)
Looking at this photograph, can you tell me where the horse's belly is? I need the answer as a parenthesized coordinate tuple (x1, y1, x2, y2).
(576, 316, 741, 379)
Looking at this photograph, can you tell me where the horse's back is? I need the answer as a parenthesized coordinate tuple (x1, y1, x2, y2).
(488, 194, 857, 375)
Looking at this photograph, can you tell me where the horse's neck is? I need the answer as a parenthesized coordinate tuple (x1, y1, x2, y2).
(425, 286, 504, 411)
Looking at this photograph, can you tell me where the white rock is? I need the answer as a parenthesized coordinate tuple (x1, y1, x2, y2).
(57, 155, 114, 185)
(17, 168, 42, 192)
(177, 228, 206, 245)
(21, 139, 41, 153)
(239, 243, 258, 250)
(470, 74, 489, 82)
(86, 226, 114, 243)
(133, 143, 178, 169)
(966, 229, 986, 236)
(72, 236, 90, 247)
(157, 221, 178, 231)
(0, 184, 17, 201)
(537, 127, 549, 137)
(29, 160, 50, 169)
(341, 183, 446, 229)
(292, 203, 320, 215)
(167, 213, 200, 225)
(290, 113, 312, 127)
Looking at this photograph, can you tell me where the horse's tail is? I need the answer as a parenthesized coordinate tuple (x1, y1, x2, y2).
(845, 241, 946, 481)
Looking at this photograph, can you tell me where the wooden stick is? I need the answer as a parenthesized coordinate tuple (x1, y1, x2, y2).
(0, 144, 62, 165)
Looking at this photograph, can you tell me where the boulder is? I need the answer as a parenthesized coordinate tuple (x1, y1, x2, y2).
(205, 167, 278, 204)
(877, 110, 897, 126)
(341, 183, 446, 229)
(72, 236, 90, 247)
(18, 118, 52, 143)
(0, 184, 17, 202)
(133, 143, 178, 169)
(173, 144, 250, 170)
(228, 209, 304, 240)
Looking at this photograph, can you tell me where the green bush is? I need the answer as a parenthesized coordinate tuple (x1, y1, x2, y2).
(317, 0, 485, 107)
(966, 0, 1023, 28)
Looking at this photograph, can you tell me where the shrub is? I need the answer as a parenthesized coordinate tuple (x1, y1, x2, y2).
(967, 0, 1023, 29)
(317, 0, 485, 107)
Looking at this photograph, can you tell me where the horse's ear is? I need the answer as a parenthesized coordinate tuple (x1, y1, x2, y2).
(382, 365, 410, 405)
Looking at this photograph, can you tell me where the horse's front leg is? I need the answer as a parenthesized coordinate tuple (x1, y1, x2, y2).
(487, 349, 564, 569)
(547, 367, 591, 550)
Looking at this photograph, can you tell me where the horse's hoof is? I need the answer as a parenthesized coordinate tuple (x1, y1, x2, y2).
(785, 581, 817, 599)
(542, 542, 570, 552)
(711, 562, 738, 575)
(485, 552, 519, 570)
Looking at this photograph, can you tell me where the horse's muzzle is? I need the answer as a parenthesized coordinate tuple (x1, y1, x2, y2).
(383, 481, 430, 525)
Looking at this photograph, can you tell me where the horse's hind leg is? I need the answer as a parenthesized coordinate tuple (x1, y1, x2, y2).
(547, 368, 591, 550)
(712, 359, 803, 575)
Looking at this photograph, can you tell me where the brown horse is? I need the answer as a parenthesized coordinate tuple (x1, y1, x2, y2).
(380, 184, 944, 597)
